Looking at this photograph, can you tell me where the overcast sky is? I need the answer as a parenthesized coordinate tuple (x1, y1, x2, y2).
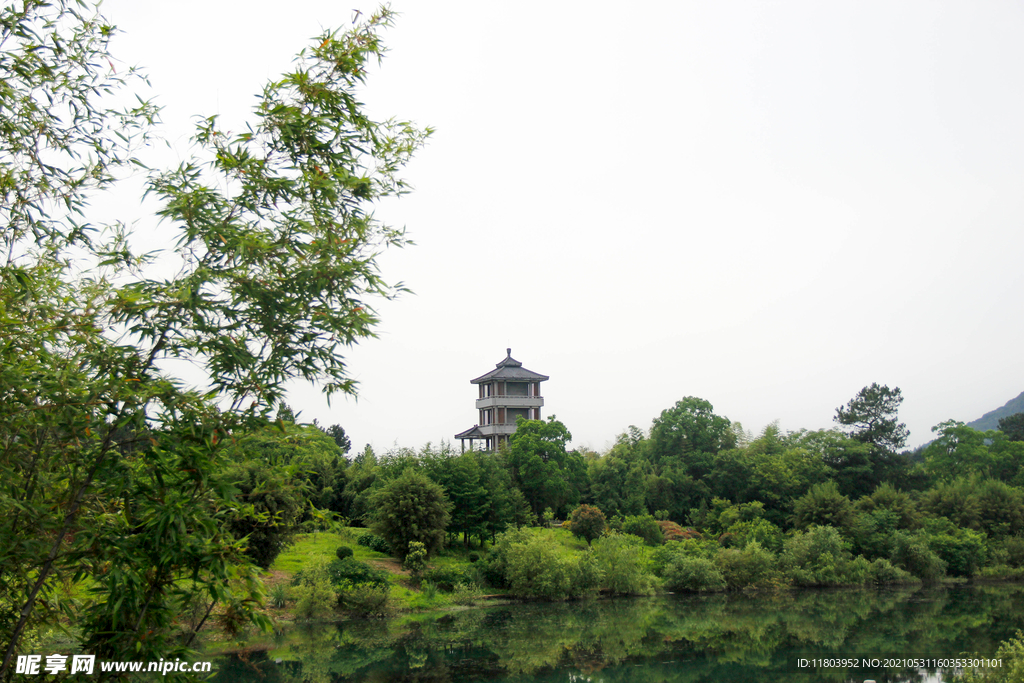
(98, 1, 1024, 453)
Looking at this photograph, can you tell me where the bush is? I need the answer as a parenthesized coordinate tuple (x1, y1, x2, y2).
(621, 514, 665, 546)
(451, 582, 483, 606)
(923, 518, 987, 577)
(293, 556, 338, 620)
(323, 557, 390, 588)
(891, 531, 946, 583)
(593, 533, 658, 595)
(270, 583, 288, 608)
(782, 525, 863, 587)
(725, 518, 783, 553)
(663, 556, 726, 592)
(339, 584, 390, 617)
(870, 558, 917, 584)
(422, 565, 478, 592)
(793, 482, 855, 532)
(403, 541, 428, 575)
(335, 545, 354, 560)
(715, 542, 779, 590)
(500, 534, 599, 600)
(357, 532, 391, 554)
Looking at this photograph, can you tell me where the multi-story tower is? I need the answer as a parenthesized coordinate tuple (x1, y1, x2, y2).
(455, 349, 548, 451)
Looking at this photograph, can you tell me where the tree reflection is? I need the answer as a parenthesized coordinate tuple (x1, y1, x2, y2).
(213, 584, 1024, 682)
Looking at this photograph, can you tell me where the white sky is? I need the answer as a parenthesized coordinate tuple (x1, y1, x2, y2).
(97, 1, 1024, 453)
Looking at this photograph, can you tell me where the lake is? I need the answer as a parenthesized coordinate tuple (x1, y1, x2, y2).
(212, 583, 1024, 682)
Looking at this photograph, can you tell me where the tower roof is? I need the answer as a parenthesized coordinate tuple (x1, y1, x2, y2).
(470, 348, 549, 384)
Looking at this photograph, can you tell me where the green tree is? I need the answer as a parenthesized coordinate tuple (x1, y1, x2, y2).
(792, 481, 856, 532)
(369, 469, 452, 560)
(649, 397, 735, 473)
(835, 384, 910, 452)
(506, 416, 584, 518)
(1000, 413, 1024, 442)
(0, 3, 428, 674)
(835, 384, 911, 490)
(569, 504, 607, 546)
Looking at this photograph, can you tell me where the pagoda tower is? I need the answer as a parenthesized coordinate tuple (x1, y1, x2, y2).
(455, 349, 548, 451)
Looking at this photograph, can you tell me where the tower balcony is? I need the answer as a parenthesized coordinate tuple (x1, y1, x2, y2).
(476, 423, 519, 437)
(476, 395, 544, 410)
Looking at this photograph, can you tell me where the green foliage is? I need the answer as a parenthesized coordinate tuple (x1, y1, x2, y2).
(959, 630, 1024, 683)
(357, 532, 391, 554)
(323, 557, 389, 588)
(224, 457, 306, 569)
(869, 558, 916, 584)
(835, 383, 909, 453)
(451, 582, 483, 606)
(724, 517, 784, 552)
(714, 542, 779, 590)
(592, 533, 658, 595)
(649, 397, 736, 467)
(270, 584, 289, 608)
(922, 518, 987, 578)
(489, 528, 597, 600)
(292, 556, 338, 620)
(620, 514, 665, 546)
(369, 468, 452, 560)
(421, 565, 478, 592)
(1000, 414, 1024, 442)
(890, 531, 946, 583)
(0, 2, 428, 672)
(922, 478, 982, 529)
(338, 584, 390, 618)
(507, 417, 584, 519)
(792, 481, 855, 532)
(662, 556, 727, 592)
(781, 525, 868, 587)
(336, 545, 354, 561)
(569, 504, 606, 546)
(402, 541, 428, 576)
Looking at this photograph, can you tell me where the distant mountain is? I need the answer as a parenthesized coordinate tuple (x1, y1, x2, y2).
(966, 391, 1024, 432)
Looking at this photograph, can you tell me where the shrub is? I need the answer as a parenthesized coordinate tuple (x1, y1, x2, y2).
(357, 532, 391, 554)
(891, 531, 946, 583)
(959, 629, 1024, 682)
(793, 482, 855, 532)
(620, 514, 664, 546)
(335, 545, 354, 561)
(340, 584, 390, 617)
(923, 519, 987, 578)
(593, 533, 658, 596)
(293, 556, 337, 620)
(501, 534, 598, 600)
(451, 582, 483, 606)
(725, 518, 783, 553)
(323, 557, 390, 588)
(715, 542, 778, 590)
(422, 565, 477, 592)
(782, 525, 862, 587)
(663, 556, 726, 592)
(270, 583, 288, 608)
(870, 558, 916, 584)
(402, 541, 428, 575)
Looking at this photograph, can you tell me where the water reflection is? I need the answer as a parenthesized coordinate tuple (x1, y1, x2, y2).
(213, 584, 1024, 683)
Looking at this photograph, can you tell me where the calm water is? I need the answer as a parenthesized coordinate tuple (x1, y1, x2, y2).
(212, 584, 1024, 682)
